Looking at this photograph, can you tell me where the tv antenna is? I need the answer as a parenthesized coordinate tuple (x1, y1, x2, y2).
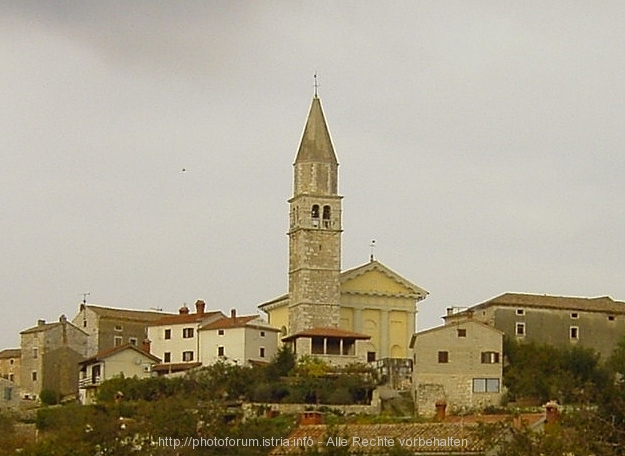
(80, 292, 90, 304)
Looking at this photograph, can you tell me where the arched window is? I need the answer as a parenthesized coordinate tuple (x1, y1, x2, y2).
(311, 205, 320, 227)
(322, 205, 331, 228)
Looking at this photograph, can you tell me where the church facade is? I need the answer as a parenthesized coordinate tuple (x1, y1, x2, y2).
(259, 95, 427, 363)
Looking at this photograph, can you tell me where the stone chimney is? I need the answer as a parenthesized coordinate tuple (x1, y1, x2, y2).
(195, 300, 206, 315)
(59, 314, 67, 323)
(179, 304, 190, 315)
(141, 339, 151, 354)
(37, 319, 46, 326)
(230, 308, 237, 322)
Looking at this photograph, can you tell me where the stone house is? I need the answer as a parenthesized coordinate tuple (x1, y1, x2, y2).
(20, 316, 88, 399)
(0, 348, 21, 386)
(72, 302, 170, 357)
(199, 309, 279, 366)
(410, 320, 503, 417)
(0, 377, 20, 410)
(78, 344, 160, 405)
(258, 95, 428, 365)
(444, 292, 625, 359)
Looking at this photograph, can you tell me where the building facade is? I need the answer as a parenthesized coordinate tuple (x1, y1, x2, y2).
(259, 95, 427, 363)
(411, 320, 504, 417)
(78, 344, 160, 405)
(444, 293, 625, 360)
(0, 348, 21, 386)
(72, 303, 170, 357)
(0, 377, 20, 410)
(20, 316, 88, 399)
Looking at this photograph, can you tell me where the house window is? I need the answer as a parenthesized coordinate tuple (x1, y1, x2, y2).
(570, 312, 579, 319)
(218, 329, 224, 336)
(438, 351, 449, 363)
(516, 322, 525, 336)
(609, 315, 616, 321)
(4, 387, 12, 401)
(516, 309, 525, 316)
(83, 320, 87, 328)
(570, 326, 579, 340)
(114, 325, 123, 332)
(164, 329, 171, 340)
(182, 328, 194, 338)
(164, 352, 171, 363)
(182, 351, 194, 362)
(114, 336, 123, 346)
(9, 359, 13, 365)
(367, 351, 376, 363)
(8, 373, 14, 382)
(457, 329, 466, 337)
(31, 371, 37, 382)
(32, 348, 38, 359)
(481, 352, 500, 364)
(260, 331, 265, 337)
(259, 347, 265, 358)
(218, 346, 225, 357)
(473, 378, 500, 393)
(129, 337, 138, 346)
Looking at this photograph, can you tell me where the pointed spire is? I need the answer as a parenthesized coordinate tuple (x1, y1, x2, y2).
(294, 96, 338, 165)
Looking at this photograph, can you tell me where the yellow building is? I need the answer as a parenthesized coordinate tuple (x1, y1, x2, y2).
(259, 94, 427, 362)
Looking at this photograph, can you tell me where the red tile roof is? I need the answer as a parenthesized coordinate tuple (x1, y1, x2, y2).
(152, 362, 201, 373)
(201, 315, 277, 331)
(79, 343, 160, 365)
(282, 327, 371, 341)
(150, 311, 224, 326)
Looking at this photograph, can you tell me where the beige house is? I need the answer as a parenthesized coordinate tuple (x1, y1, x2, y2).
(0, 348, 21, 386)
(147, 300, 225, 375)
(410, 320, 503, 417)
(20, 316, 88, 399)
(258, 95, 427, 365)
(199, 310, 280, 366)
(444, 292, 625, 359)
(72, 302, 170, 357)
(78, 344, 160, 405)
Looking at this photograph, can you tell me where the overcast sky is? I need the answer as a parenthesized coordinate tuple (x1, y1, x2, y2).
(2, 2, 625, 350)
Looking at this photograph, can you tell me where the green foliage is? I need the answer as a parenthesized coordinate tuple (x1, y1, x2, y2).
(265, 345, 296, 381)
(39, 389, 60, 406)
(503, 338, 608, 404)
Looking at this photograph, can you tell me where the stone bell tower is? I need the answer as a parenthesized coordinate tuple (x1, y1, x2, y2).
(287, 95, 342, 335)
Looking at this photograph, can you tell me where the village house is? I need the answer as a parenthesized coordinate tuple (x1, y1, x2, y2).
(78, 343, 160, 405)
(0, 348, 21, 386)
(72, 302, 170, 357)
(147, 300, 225, 375)
(444, 292, 625, 359)
(20, 316, 88, 399)
(410, 319, 504, 417)
(199, 309, 279, 366)
(0, 377, 20, 411)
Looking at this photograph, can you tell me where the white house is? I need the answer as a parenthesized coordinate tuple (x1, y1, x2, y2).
(199, 309, 280, 366)
(78, 344, 160, 405)
(147, 300, 225, 375)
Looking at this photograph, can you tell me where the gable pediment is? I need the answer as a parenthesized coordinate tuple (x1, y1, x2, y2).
(340, 260, 428, 299)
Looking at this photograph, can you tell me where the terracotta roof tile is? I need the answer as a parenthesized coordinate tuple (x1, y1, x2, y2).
(0, 348, 21, 359)
(84, 305, 173, 322)
(282, 327, 371, 341)
(79, 343, 160, 365)
(150, 311, 224, 326)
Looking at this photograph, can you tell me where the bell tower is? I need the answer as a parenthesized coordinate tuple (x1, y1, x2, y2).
(287, 95, 342, 335)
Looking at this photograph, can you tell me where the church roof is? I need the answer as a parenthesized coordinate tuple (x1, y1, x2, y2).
(340, 259, 429, 299)
(294, 96, 338, 164)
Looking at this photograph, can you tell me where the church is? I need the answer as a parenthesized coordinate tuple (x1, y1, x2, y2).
(258, 94, 428, 365)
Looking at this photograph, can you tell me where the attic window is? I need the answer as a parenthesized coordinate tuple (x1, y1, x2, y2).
(457, 329, 466, 337)
(115, 325, 123, 332)
(516, 309, 525, 316)
(609, 315, 616, 321)
(570, 312, 579, 319)
(218, 330, 224, 336)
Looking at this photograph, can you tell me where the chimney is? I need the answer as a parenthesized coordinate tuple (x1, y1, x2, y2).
(179, 305, 190, 315)
(446, 307, 454, 317)
(195, 300, 206, 315)
(230, 308, 237, 322)
(59, 314, 67, 323)
(37, 319, 46, 327)
(141, 339, 151, 354)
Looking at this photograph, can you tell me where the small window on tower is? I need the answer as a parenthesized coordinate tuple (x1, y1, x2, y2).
(311, 205, 320, 227)
(322, 205, 331, 228)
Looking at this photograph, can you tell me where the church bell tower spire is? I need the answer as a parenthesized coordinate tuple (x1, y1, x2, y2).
(287, 94, 342, 335)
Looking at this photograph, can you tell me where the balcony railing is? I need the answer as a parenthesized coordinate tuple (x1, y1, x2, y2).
(79, 375, 101, 388)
